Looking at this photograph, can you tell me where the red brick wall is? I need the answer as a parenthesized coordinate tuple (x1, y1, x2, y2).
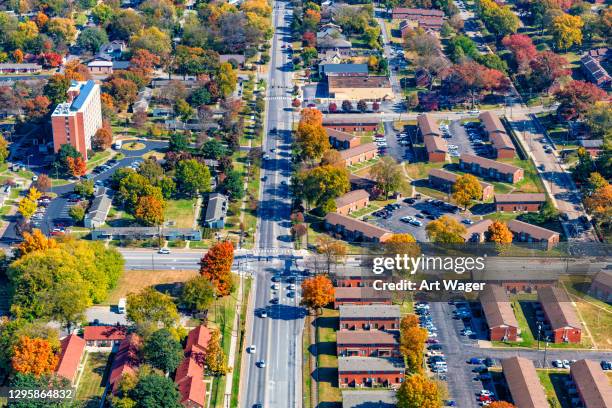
(551, 328, 581, 344)
(334, 299, 392, 309)
(344, 150, 378, 166)
(339, 318, 400, 331)
(337, 345, 400, 357)
(512, 169, 524, 183)
(327, 124, 378, 132)
(427, 151, 446, 163)
(336, 197, 369, 216)
(496, 202, 543, 212)
(495, 148, 515, 159)
(489, 326, 518, 341)
(339, 372, 404, 388)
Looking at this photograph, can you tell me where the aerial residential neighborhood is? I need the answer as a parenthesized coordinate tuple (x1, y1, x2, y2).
(0, 0, 610, 407)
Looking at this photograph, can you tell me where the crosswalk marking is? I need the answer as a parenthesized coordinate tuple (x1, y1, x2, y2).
(265, 96, 293, 100)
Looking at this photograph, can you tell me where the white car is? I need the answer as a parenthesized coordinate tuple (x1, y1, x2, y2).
(263, 154, 271, 160)
(257, 360, 266, 368)
(480, 390, 494, 397)
(562, 360, 570, 369)
(248, 345, 256, 353)
(288, 284, 296, 290)
(259, 311, 267, 318)
(272, 283, 279, 290)
(158, 248, 171, 254)
(448, 144, 458, 150)
(552, 360, 563, 368)
(409, 219, 422, 227)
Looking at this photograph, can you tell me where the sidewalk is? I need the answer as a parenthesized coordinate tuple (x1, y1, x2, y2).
(222, 271, 244, 407)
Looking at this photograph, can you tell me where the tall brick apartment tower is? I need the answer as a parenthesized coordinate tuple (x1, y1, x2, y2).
(51, 80, 102, 160)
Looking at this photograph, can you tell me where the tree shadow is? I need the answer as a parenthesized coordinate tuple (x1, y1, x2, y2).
(308, 341, 336, 357)
(311, 367, 338, 386)
(313, 316, 339, 330)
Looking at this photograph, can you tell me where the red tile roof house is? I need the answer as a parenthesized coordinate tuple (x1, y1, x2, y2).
(337, 331, 400, 358)
(429, 168, 494, 200)
(479, 285, 519, 341)
(55, 334, 86, 385)
(339, 143, 379, 166)
(391, 7, 444, 20)
(570, 359, 612, 408)
(334, 287, 392, 309)
(423, 134, 448, 162)
(338, 357, 405, 388)
(335, 189, 370, 216)
(501, 357, 549, 408)
(323, 117, 379, 132)
(175, 325, 211, 408)
(479, 111, 516, 159)
(589, 270, 612, 303)
(494, 193, 546, 212)
(83, 325, 127, 348)
(325, 212, 393, 243)
(109, 333, 142, 394)
(507, 219, 560, 250)
(459, 154, 524, 184)
(339, 305, 401, 331)
(327, 128, 361, 150)
(538, 286, 582, 343)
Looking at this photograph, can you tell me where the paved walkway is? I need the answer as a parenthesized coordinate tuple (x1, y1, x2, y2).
(222, 271, 245, 407)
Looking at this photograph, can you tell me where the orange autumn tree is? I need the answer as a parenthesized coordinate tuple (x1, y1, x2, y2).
(488, 402, 516, 408)
(19, 229, 58, 255)
(300, 275, 334, 313)
(135, 195, 165, 226)
(399, 315, 428, 373)
(486, 220, 513, 244)
(397, 373, 441, 408)
(67, 156, 87, 177)
(199, 241, 235, 296)
(12, 336, 59, 376)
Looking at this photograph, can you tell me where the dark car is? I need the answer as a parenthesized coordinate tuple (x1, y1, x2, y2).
(403, 198, 416, 204)
(428, 344, 443, 350)
(426, 214, 437, 220)
(484, 358, 496, 367)
(422, 209, 431, 215)
(415, 213, 424, 219)
(467, 357, 485, 365)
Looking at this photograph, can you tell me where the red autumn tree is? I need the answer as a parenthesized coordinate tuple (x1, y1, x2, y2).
(502, 34, 537, 69)
(13, 49, 24, 63)
(39, 52, 63, 68)
(199, 241, 235, 296)
(67, 156, 87, 177)
(130, 49, 161, 77)
(328, 102, 337, 113)
(443, 61, 508, 102)
(12, 336, 59, 377)
(528, 51, 570, 92)
(554, 80, 607, 121)
(301, 275, 334, 313)
(93, 126, 113, 150)
(23, 96, 51, 121)
(302, 31, 316, 47)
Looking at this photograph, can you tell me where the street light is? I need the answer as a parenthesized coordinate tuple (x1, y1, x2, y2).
(536, 321, 542, 350)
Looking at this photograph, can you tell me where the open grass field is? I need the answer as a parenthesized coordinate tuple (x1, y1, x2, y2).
(537, 370, 571, 408)
(501, 157, 545, 194)
(404, 161, 448, 180)
(76, 352, 111, 402)
(165, 198, 197, 228)
(104, 269, 198, 304)
(315, 308, 341, 407)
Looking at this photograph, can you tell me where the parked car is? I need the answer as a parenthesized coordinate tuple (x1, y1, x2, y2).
(468, 358, 485, 365)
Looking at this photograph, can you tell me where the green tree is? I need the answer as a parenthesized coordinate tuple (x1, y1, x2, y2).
(117, 172, 163, 212)
(174, 99, 194, 122)
(130, 27, 172, 59)
(69, 204, 85, 223)
(74, 179, 94, 197)
(77, 27, 109, 52)
(169, 133, 190, 152)
(126, 287, 180, 337)
(220, 170, 244, 200)
(369, 156, 406, 198)
(298, 165, 350, 209)
(92, 3, 115, 25)
(44, 74, 71, 105)
(217, 62, 237, 98)
(143, 329, 183, 375)
(175, 159, 211, 197)
(201, 139, 227, 159)
(584, 102, 611, 140)
(129, 373, 182, 408)
(180, 276, 215, 312)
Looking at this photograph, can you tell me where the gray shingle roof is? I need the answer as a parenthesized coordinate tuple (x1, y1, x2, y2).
(338, 357, 404, 373)
(205, 193, 228, 222)
(342, 390, 396, 408)
(339, 305, 401, 319)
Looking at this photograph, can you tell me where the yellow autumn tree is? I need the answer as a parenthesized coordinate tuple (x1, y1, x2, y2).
(397, 373, 441, 408)
(452, 173, 483, 210)
(551, 13, 584, 50)
(486, 220, 513, 244)
(19, 229, 58, 255)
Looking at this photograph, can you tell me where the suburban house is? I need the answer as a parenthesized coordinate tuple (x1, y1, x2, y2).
(0, 63, 42, 74)
(98, 40, 126, 60)
(417, 113, 441, 138)
(334, 287, 392, 309)
(459, 154, 524, 183)
(84, 189, 112, 228)
(323, 118, 379, 132)
(319, 63, 368, 77)
(342, 390, 396, 408)
(423, 134, 448, 162)
(55, 334, 86, 385)
(317, 27, 352, 52)
(580, 53, 611, 89)
(570, 359, 612, 408)
(87, 55, 131, 75)
(336, 331, 400, 357)
(391, 7, 444, 20)
(338, 357, 405, 388)
(325, 212, 393, 243)
(538, 286, 582, 343)
(327, 128, 361, 150)
(589, 269, 612, 303)
(203, 193, 228, 229)
(339, 305, 401, 331)
(462, 219, 494, 243)
(91, 227, 202, 241)
(429, 168, 494, 200)
(219, 54, 246, 67)
(339, 143, 379, 166)
(506, 219, 560, 250)
(109, 333, 142, 394)
(494, 193, 546, 212)
(175, 325, 210, 408)
(335, 189, 370, 216)
(327, 75, 393, 101)
(501, 357, 549, 408)
(479, 284, 519, 341)
(398, 15, 444, 34)
(83, 325, 127, 347)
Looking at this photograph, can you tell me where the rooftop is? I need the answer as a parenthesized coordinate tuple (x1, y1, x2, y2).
(462, 219, 493, 241)
(109, 333, 142, 389)
(479, 111, 506, 135)
(479, 284, 519, 329)
(538, 286, 582, 330)
(429, 168, 493, 189)
(323, 117, 380, 126)
(320, 63, 369, 74)
(507, 219, 559, 241)
(327, 128, 360, 143)
(417, 113, 440, 137)
(335, 286, 392, 301)
(336, 330, 399, 345)
(460, 153, 522, 175)
(592, 270, 612, 291)
(490, 132, 515, 151)
(339, 305, 401, 319)
(423, 134, 447, 153)
(494, 193, 546, 203)
(501, 357, 549, 408)
(339, 143, 378, 160)
(338, 357, 405, 372)
(392, 7, 445, 17)
(328, 75, 392, 89)
(55, 335, 86, 382)
(205, 193, 228, 222)
(335, 189, 370, 208)
(342, 390, 396, 408)
(83, 325, 127, 341)
(570, 359, 612, 408)
(325, 212, 392, 240)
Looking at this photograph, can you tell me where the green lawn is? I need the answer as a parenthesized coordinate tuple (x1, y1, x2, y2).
(404, 161, 448, 180)
(76, 352, 110, 401)
(501, 158, 545, 194)
(348, 203, 381, 219)
(315, 308, 341, 406)
(165, 198, 197, 228)
(492, 301, 535, 347)
(537, 370, 571, 408)
(347, 157, 380, 173)
(230, 279, 252, 408)
(86, 150, 112, 170)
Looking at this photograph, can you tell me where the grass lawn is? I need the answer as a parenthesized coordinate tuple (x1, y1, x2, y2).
(315, 308, 341, 406)
(492, 301, 535, 348)
(414, 185, 449, 201)
(104, 269, 198, 305)
(165, 198, 197, 228)
(404, 161, 448, 180)
(483, 212, 519, 222)
(347, 157, 380, 173)
(86, 150, 112, 170)
(303, 318, 313, 408)
(230, 279, 252, 408)
(501, 158, 545, 194)
(489, 181, 514, 194)
(123, 141, 146, 151)
(348, 203, 381, 219)
(76, 352, 111, 401)
(537, 370, 571, 408)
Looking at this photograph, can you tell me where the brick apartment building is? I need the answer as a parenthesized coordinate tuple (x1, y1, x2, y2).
(55, 334, 86, 385)
(83, 325, 127, 347)
(342, 391, 396, 408)
(337, 331, 400, 357)
(339, 305, 401, 331)
(331, 266, 375, 288)
(423, 134, 448, 162)
(507, 219, 560, 250)
(471, 266, 557, 294)
(479, 285, 519, 341)
(328, 75, 394, 101)
(416, 113, 441, 138)
(589, 270, 612, 303)
(570, 359, 612, 408)
(335, 189, 370, 216)
(338, 357, 405, 388)
(538, 286, 582, 343)
(501, 357, 549, 408)
(327, 128, 361, 150)
(339, 143, 379, 166)
(459, 154, 524, 183)
(391, 7, 444, 20)
(51, 80, 103, 160)
(494, 193, 546, 212)
(398, 15, 444, 34)
(325, 212, 393, 243)
(479, 112, 516, 159)
(323, 117, 379, 132)
(429, 168, 494, 200)
(334, 287, 392, 309)
(109, 333, 142, 394)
